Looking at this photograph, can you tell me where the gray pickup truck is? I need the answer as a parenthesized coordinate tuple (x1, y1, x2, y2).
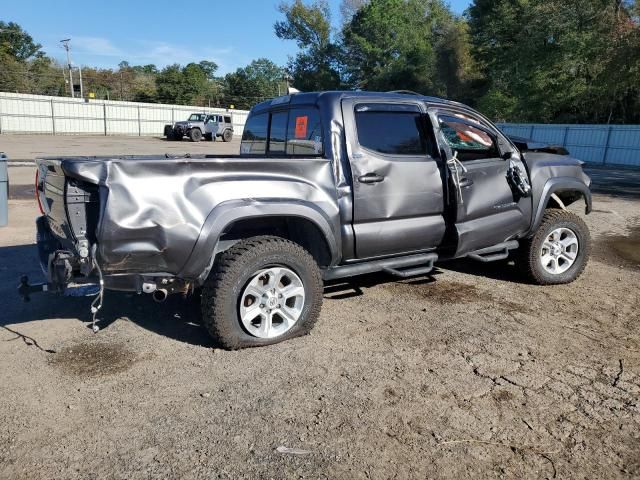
(26, 91, 592, 349)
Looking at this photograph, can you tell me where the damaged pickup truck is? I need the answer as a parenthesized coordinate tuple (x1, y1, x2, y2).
(25, 91, 592, 349)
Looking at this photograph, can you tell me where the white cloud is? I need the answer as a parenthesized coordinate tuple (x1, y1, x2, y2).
(72, 36, 124, 57)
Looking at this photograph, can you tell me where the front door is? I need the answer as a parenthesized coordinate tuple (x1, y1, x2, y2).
(342, 99, 446, 259)
(434, 112, 532, 255)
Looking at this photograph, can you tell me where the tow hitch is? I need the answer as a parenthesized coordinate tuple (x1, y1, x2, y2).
(18, 276, 50, 302)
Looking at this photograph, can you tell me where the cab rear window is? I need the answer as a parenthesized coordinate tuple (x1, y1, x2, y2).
(241, 108, 323, 156)
(241, 113, 268, 154)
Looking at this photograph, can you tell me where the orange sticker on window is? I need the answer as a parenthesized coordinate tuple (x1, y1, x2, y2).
(294, 116, 308, 139)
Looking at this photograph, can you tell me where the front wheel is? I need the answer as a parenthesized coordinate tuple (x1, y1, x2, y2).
(189, 128, 203, 142)
(516, 209, 590, 285)
(201, 236, 323, 349)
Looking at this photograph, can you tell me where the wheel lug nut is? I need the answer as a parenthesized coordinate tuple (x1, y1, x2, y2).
(260, 304, 265, 308)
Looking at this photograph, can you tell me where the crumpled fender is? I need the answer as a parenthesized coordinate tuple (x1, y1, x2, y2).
(529, 177, 592, 236)
(178, 199, 340, 282)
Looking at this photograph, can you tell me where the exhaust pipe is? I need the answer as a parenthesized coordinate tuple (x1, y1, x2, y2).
(152, 289, 168, 303)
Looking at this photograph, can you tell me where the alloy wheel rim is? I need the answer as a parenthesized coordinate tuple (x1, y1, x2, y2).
(239, 266, 305, 338)
(540, 227, 579, 275)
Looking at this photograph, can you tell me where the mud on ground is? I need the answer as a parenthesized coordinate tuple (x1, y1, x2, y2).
(0, 170, 639, 478)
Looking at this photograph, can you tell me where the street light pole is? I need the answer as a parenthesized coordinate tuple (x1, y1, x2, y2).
(60, 39, 74, 98)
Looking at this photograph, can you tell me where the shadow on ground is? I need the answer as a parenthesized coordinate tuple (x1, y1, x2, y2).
(2, 242, 535, 348)
(1, 244, 212, 348)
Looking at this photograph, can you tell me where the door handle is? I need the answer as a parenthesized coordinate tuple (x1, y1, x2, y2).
(358, 173, 385, 184)
(458, 177, 474, 188)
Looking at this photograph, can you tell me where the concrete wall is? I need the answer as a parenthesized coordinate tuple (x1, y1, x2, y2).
(498, 123, 640, 167)
(0, 92, 249, 137)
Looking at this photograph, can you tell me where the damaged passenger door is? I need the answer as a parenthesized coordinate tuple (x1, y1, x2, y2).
(435, 112, 532, 256)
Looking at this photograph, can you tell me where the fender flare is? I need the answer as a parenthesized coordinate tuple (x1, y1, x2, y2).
(178, 199, 340, 282)
(528, 177, 592, 236)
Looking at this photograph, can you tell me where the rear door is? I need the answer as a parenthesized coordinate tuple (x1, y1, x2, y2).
(342, 99, 446, 259)
(434, 112, 531, 255)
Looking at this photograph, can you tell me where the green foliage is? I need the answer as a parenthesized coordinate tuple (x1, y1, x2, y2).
(342, 0, 448, 93)
(275, 0, 343, 90)
(468, 0, 640, 123)
(224, 58, 285, 109)
(0, 21, 43, 61)
(476, 88, 517, 122)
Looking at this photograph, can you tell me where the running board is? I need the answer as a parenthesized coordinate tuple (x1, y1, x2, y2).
(323, 253, 438, 281)
(466, 240, 519, 263)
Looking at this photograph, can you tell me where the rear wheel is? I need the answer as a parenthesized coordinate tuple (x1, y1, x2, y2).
(516, 209, 590, 285)
(201, 236, 323, 349)
(222, 129, 233, 142)
(189, 128, 203, 142)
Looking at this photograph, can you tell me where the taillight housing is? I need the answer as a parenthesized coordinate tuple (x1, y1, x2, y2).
(35, 168, 45, 215)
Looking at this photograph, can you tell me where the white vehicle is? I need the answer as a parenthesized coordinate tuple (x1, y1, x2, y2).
(164, 113, 234, 142)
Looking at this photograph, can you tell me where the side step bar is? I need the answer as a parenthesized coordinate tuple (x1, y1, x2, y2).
(466, 240, 519, 263)
(323, 253, 438, 281)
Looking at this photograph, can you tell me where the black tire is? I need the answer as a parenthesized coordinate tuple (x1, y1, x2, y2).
(222, 129, 233, 142)
(516, 209, 590, 285)
(201, 236, 323, 349)
(189, 128, 203, 142)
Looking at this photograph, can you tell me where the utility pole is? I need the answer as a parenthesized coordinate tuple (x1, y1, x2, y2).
(60, 39, 74, 98)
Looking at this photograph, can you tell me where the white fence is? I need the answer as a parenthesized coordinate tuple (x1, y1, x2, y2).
(0, 92, 250, 137)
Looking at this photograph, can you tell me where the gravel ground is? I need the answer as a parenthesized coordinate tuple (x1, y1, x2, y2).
(0, 138, 638, 479)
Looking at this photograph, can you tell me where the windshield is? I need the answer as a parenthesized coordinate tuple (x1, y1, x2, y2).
(188, 114, 206, 122)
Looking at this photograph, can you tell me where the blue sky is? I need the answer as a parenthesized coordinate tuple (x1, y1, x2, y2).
(3, 0, 472, 75)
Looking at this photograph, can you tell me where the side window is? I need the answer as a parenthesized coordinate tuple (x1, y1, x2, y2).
(241, 108, 323, 156)
(286, 108, 323, 155)
(354, 104, 427, 155)
(269, 111, 288, 154)
(439, 116, 498, 161)
(224, 116, 232, 124)
(241, 112, 268, 154)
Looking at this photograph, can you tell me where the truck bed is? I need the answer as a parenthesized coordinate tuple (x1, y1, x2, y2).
(37, 154, 340, 283)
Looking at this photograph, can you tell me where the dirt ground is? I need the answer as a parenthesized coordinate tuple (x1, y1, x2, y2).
(0, 136, 639, 479)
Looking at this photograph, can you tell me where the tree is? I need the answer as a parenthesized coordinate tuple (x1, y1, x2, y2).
(156, 64, 185, 104)
(342, 0, 455, 94)
(274, 0, 343, 91)
(0, 21, 63, 95)
(224, 58, 285, 109)
(468, 0, 640, 123)
(198, 60, 218, 80)
(0, 21, 43, 61)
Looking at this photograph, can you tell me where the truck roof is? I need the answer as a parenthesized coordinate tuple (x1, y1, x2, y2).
(251, 90, 467, 114)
